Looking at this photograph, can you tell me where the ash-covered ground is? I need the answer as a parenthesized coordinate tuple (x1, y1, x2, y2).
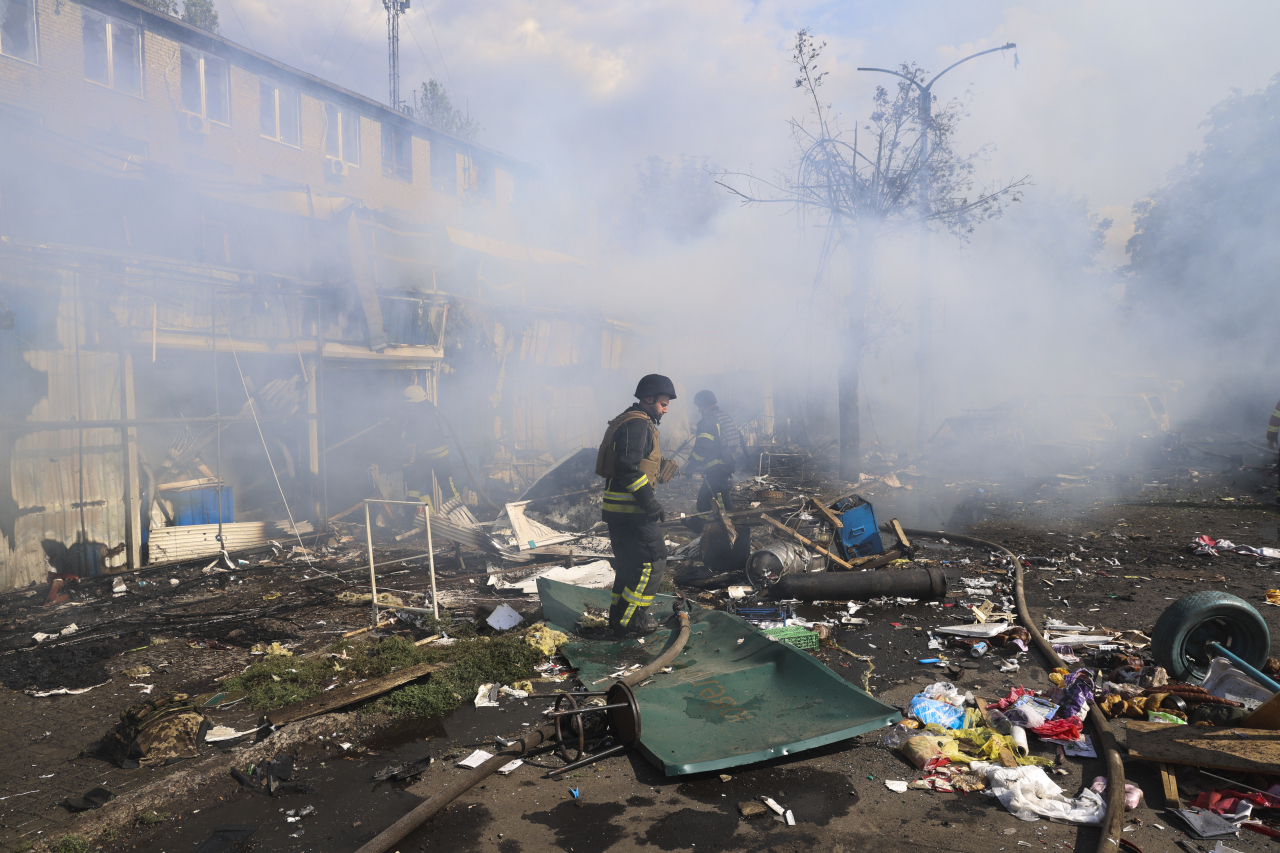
(1, 436, 1277, 853)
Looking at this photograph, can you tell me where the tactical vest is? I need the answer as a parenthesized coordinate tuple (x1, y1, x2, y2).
(596, 410, 662, 482)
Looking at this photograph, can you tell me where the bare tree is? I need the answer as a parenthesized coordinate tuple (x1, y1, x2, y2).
(718, 31, 1027, 479)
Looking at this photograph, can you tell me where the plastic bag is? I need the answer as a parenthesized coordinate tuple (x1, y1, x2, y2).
(1090, 776, 1143, 810)
(1005, 704, 1046, 729)
(909, 695, 966, 729)
(880, 722, 920, 749)
(920, 681, 973, 707)
(901, 735, 967, 770)
(973, 761, 1106, 824)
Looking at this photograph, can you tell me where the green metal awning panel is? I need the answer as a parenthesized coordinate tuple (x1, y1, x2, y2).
(538, 579, 902, 776)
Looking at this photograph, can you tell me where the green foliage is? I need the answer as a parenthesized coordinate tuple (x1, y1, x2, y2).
(180, 0, 220, 33)
(52, 836, 90, 853)
(379, 634, 541, 718)
(135, 0, 218, 33)
(224, 632, 540, 719)
(136, 0, 178, 14)
(1126, 73, 1280, 341)
(415, 80, 481, 141)
(138, 811, 170, 826)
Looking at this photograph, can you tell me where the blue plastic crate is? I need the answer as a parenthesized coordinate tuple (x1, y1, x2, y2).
(168, 486, 234, 527)
(831, 495, 883, 559)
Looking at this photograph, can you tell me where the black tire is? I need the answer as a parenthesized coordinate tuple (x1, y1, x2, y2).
(1152, 591, 1271, 683)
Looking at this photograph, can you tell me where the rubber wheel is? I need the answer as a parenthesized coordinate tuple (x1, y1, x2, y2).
(1152, 591, 1271, 683)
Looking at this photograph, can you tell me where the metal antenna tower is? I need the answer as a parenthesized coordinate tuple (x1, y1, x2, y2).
(384, 0, 410, 113)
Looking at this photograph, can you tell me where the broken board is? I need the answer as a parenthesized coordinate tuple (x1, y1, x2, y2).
(266, 661, 448, 726)
(1126, 721, 1280, 774)
(538, 578, 901, 776)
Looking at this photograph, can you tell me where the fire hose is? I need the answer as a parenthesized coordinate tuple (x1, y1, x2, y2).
(899, 528, 1126, 853)
(354, 602, 692, 853)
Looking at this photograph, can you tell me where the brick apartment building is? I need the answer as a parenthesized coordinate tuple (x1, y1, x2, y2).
(0, 0, 643, 589)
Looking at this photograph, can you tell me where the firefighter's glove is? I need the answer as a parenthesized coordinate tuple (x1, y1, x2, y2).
(1269, 433, 1278, 448)
(641, 496, 666, 523)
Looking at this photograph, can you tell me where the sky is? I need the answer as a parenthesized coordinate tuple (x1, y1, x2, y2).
(209, 0, 1280, 438)
(215, 0, 1280, 267)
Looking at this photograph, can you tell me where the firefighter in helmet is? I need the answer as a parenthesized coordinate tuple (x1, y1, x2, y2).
(596, 374, 678, 637)
(684, 389, 745, 533)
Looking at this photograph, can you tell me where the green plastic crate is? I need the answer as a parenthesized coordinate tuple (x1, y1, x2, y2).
(762, 625, 819, 651)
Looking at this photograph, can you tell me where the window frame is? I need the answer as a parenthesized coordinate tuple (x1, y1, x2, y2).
(259, 78, 301, 148)
(381, 122, 412, 183)
(80, 8, 143, 97)
(429, 138, 456, 195)
(180, 46, 230, 125)
(323, 102, 361, 167)
(0, 0, 39, 66)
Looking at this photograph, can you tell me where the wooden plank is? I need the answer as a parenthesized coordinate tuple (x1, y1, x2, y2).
(266, 661, 449, 725)
(1126, 721, 1280, 774)
(1242, 691, 1280, 730)
(343, 618, 393, 638)
(157, 477, 222, 491)
(845, 548, 906, 570)
(758, 515, 852, 570)
(890, 519, 912, 551)
(1159, 763, 1182, 809)
(805, 498, 843, 530)
(121, 348, 143, 571)
(713, 498, 737, 548)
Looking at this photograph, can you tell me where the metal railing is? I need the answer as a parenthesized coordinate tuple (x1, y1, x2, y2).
(364, 498, 439, 625)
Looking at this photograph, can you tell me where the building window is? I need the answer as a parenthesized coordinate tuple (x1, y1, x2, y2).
(180, 47, 229, 124)
(81, 10, 141, 95)
(324, 103, 360, 166)
(0, 0, 37, 64)
(430, 139, 456, 194)
(381, 123, 412, 182)
(259, 79, 300, 146)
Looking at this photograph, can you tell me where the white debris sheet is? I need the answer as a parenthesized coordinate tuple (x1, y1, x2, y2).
(489, 559, 615, 594)
(972, 762, 1105, 824)
(506, 501, 578, 551)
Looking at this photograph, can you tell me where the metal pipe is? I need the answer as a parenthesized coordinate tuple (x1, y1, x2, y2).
(354, 606, 692, 853)
(899, 528, 1127, 852)
(0, 414, 318, 433)
(424, 498, 439, 620)
(365, 501, 378, 627)
(768, 564, 946, 601)
(1205, 641, 1280, 693)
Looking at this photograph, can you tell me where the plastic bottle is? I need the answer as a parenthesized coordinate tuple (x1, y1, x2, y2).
(986, 707, 1013, 735)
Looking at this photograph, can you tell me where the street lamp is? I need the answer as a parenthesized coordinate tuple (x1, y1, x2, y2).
(858, 43, 1016, 449)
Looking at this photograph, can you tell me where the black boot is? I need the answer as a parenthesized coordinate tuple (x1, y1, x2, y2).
(613, 606, 659, 638)
(606, 601, 627, 636)
(628, 607, 660, 636)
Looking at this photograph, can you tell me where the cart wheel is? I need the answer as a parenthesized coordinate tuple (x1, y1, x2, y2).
(1152, 591, 1271, 682)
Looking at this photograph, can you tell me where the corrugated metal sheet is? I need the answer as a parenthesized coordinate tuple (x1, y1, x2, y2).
(4, 272, 128, 588)
(148, 520, 313, 562)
